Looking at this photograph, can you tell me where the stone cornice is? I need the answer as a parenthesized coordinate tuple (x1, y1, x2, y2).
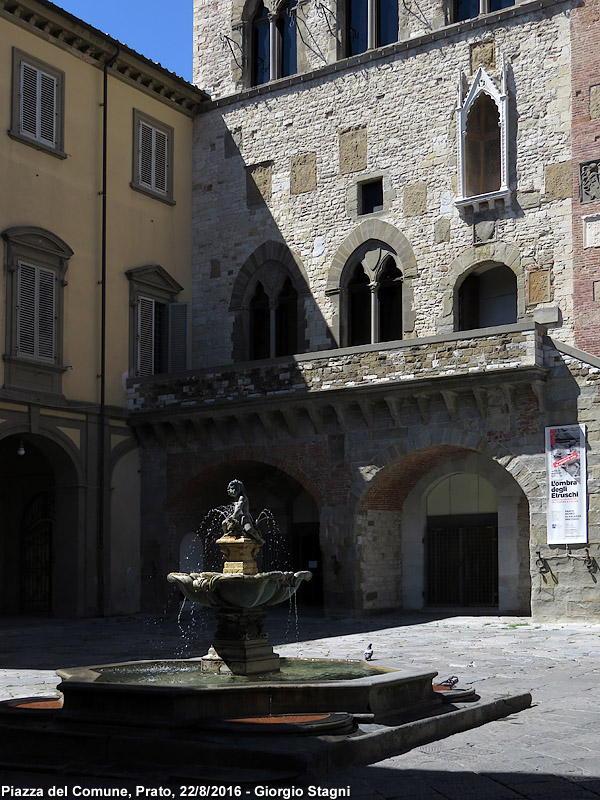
(127, 325, 549, 448)
(0, 0, 209, 115)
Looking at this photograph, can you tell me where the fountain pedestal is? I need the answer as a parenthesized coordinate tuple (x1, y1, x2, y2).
(216, 533, 260, 576)
(168, 479, 310, 676)
(203, 607, 280, 675)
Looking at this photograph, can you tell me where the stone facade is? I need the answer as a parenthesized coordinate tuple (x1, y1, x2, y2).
(128, 0, 600, 621)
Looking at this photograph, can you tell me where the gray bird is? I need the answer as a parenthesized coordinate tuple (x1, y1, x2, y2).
(364, 643, 373, 661)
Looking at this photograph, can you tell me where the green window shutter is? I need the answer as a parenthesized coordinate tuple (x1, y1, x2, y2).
(16, 263, 55, 361)
(167, 302, 188, 372)
(137, 296, 155, 376)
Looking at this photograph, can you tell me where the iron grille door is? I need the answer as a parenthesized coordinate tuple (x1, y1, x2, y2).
(426, 514, 498, 607)
(20, 491, 54, 614)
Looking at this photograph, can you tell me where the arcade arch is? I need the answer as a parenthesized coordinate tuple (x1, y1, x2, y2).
(0, 432, 81, 616)
(355, 447, 532, 615)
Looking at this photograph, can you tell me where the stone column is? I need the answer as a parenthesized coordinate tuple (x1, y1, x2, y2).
(370, 282, 379, 343)
(269, 304, 276, 357)
(269, 15, 278, 81)
(367, 0, 376, 48)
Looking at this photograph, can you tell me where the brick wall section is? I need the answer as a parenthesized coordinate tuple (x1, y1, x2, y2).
(128, 327, 540, 412)
(571, 0, 600, 356)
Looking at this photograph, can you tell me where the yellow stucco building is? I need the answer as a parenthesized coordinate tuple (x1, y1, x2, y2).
(0, 0, 206, 616)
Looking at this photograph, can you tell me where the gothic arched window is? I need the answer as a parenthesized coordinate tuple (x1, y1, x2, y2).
(342, 246, 404, 347)
(465, 93, 500, 198)
(250, 281, 270, 359)
(275, 277, 298, 356)
(278, 0, 297, 78)
(456, 63, 510, 211)
(251, 0, 297, 86)
(348, 264, 371, 346)
(378, 257, 403, 342)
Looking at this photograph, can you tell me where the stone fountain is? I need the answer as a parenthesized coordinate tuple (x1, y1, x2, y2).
(167, 479, 312, 674)
(0, 480, 532, 783)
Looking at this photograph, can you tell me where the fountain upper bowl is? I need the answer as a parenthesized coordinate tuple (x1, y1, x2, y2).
(167, 570, 312, 609)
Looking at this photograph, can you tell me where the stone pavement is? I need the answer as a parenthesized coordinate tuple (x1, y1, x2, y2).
(1, 609, 600, 798)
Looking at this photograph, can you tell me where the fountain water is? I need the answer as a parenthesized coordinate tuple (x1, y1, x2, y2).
(167, 480, 311, 675)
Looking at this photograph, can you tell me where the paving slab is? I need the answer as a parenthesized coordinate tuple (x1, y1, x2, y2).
(0, 610, 599, 797)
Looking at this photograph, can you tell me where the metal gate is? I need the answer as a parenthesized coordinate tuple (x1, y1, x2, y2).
(426, 514, 498, 607)
(20, 491, 54, 614)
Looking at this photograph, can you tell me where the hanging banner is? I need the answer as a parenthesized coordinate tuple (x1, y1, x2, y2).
(546, 424, 587, 544)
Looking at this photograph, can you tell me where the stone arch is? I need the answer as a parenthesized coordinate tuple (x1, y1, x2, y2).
(349, 428, 542, 513)
(165, 448, 325, 513)
(327, 221, 417, 345)
(0, 429, 83, 616)
(349, 434, 539, 615)
(437, 241, 525, 333)
(231, 0, 270, 26)
(0, 422, 84, 485)
(229, 241, 311, 361)
(400, 452, 533, 614)
(327, 220, 417, 292)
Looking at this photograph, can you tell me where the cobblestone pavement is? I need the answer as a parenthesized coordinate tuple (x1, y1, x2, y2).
(1, 609, 600, 798)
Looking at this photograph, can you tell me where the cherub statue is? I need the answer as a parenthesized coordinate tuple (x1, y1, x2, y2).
(221, 480, 264, 544)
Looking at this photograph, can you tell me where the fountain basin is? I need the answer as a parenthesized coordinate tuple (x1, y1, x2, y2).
(167, 570, 312, 609)
(56, 658, 441, 725)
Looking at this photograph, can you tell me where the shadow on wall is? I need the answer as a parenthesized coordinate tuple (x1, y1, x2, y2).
(192, 109, 336, 368)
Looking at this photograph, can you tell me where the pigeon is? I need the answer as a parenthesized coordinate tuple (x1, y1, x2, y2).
(364, 643, 373, 661)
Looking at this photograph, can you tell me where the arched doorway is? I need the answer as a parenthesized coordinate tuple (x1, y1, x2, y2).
(425, 474, 498, 607)
(0, 433, 80, 616)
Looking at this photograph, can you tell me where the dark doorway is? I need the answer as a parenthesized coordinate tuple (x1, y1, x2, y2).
(290, 522, 324, 607)
(0, 434, 79, 616)
(20, 491, 54, 614)
(426, 513, 498, 607)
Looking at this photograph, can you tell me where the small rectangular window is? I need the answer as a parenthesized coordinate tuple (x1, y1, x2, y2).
(359, 179, 384, 215)
(132, 110, 174, 204)
(10, 49, 65, 157)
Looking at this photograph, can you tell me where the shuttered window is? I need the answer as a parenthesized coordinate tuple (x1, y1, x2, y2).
(137, 297, 188, 376)
(19, 61, 57, 148)
(16, 263, 56, 362)
(138, 120, 169, 195)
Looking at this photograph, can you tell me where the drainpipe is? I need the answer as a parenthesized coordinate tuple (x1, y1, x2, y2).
(97, 45, 119, 617)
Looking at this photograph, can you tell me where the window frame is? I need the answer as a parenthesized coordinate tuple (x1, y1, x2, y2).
(9, 48, 66, 159)
(339, 245, 406, 347)
(2, 227, 72, 394)
(450, 0, 515, 24)
(342, 0, 399, 58)
(125, 264, 189, 377)
(456, 62, 510, 212)
(131, 109, 175, 205)
(249, 0, 298, 87)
